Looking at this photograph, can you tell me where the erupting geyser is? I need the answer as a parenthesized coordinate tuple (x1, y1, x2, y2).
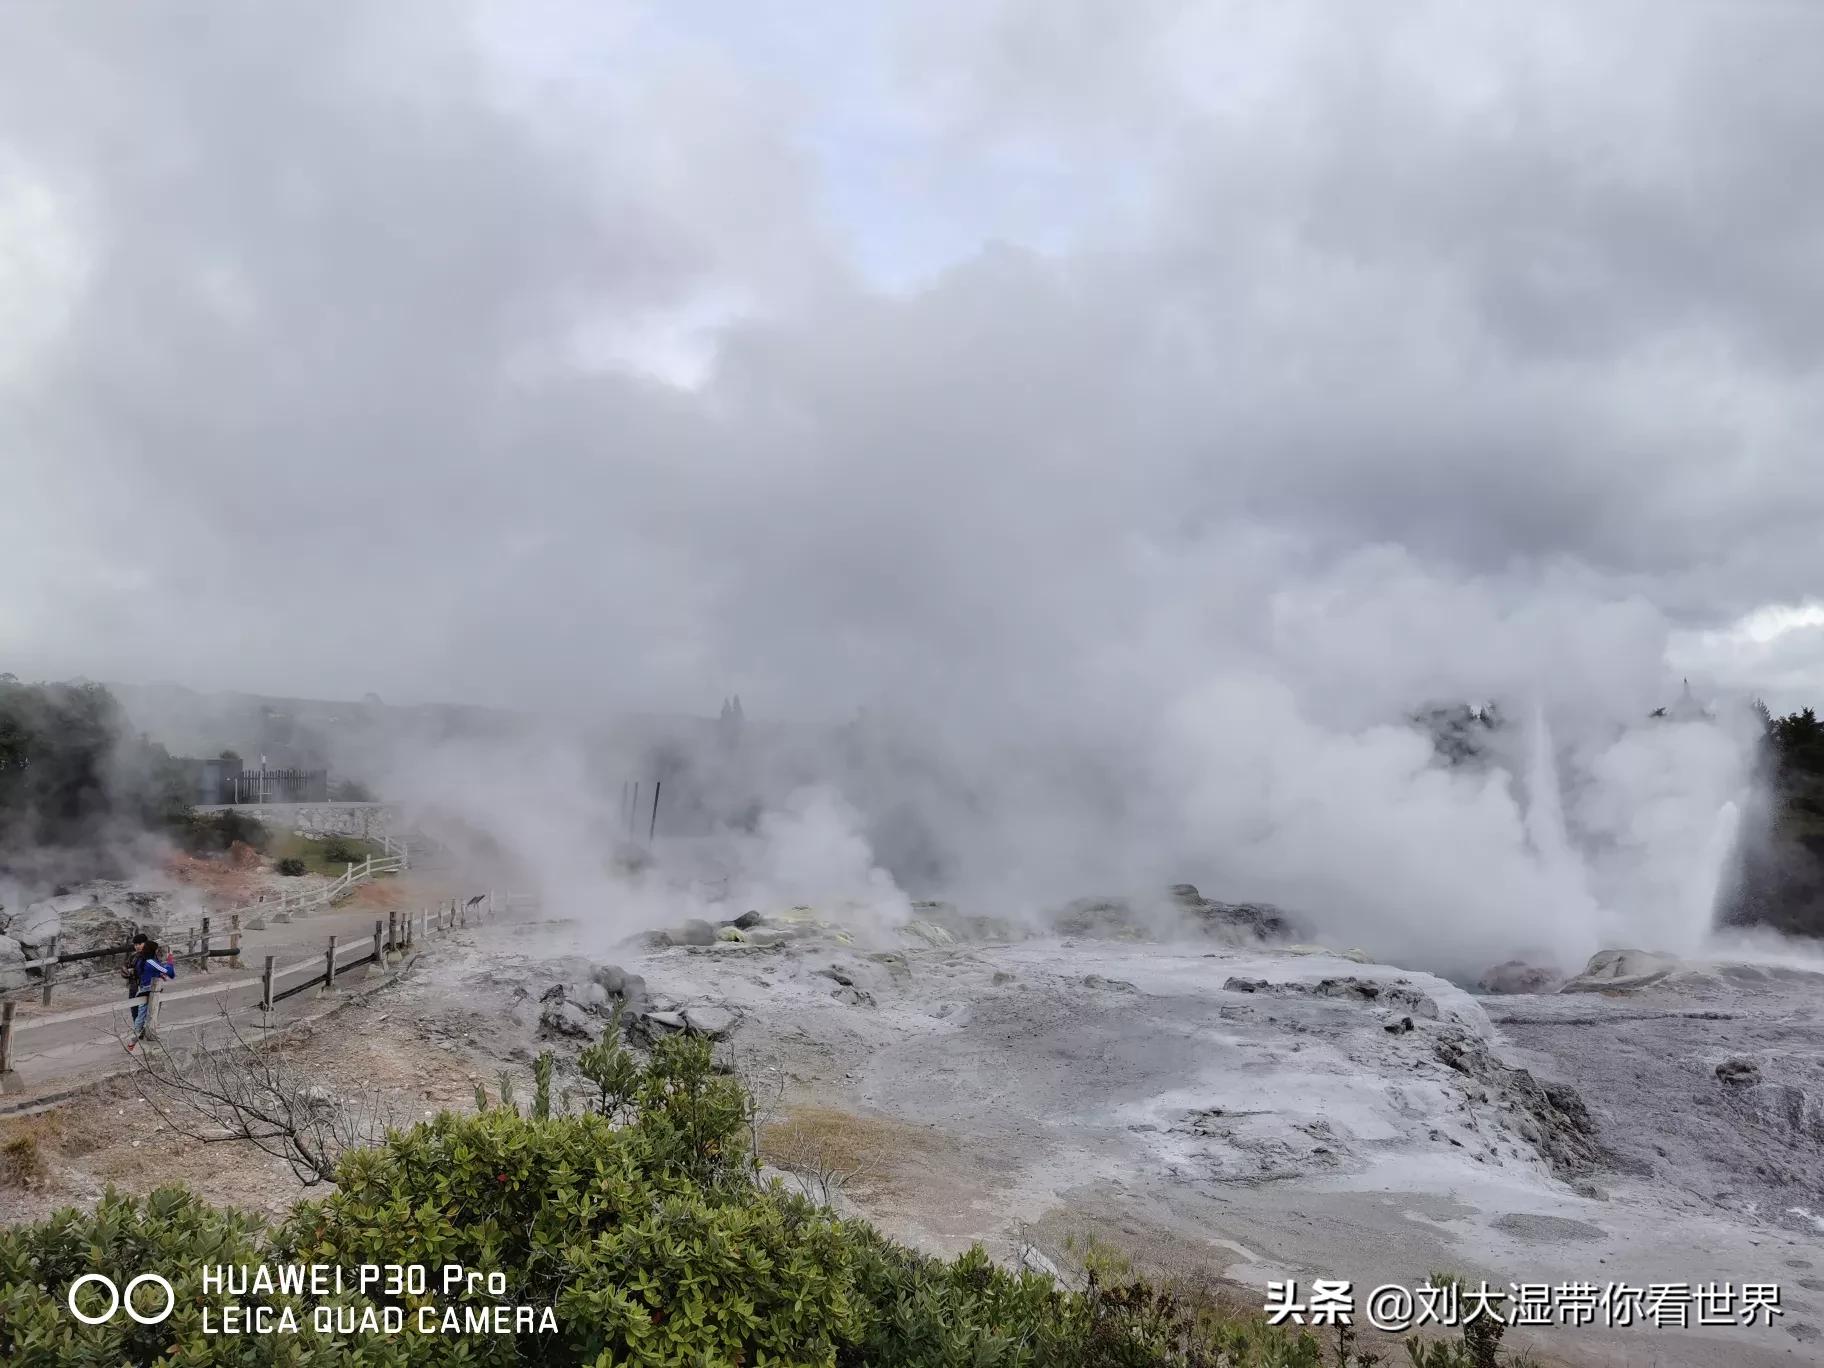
(1690, 798, 1742, 938)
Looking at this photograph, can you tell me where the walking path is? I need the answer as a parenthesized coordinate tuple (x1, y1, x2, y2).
(0, 876, 468, 1111)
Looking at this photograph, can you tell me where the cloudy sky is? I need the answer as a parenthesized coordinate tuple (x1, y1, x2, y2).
(2, 0, 1821, 721)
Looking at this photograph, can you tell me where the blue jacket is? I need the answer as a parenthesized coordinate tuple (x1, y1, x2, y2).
(136, 957, 175, 993)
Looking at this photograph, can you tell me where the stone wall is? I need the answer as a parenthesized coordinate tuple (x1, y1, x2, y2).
(193, 802, 401, 839)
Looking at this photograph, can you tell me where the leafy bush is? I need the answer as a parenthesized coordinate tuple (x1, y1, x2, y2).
(171, 808, 270, 856)
(0, 1037, 1329, 1367)
(274, 857, 308, 877)
(319, 836, 358, 865)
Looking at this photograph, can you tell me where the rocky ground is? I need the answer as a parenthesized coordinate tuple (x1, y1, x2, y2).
(7, 888, 1823, 1367)
(506, 892, 1824, 1367)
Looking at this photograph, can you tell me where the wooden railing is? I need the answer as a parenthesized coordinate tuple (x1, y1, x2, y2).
(3, 853, 410, 1007)
(0, 893, 501, 1089)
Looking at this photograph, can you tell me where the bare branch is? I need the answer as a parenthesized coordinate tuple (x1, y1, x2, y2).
(124, 1007, 396, 1185)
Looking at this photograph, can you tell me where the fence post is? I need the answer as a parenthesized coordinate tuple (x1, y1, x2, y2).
(325, 935, 338, 993)
(0, 1001, 17, 1091)
(370, 920, 383, 977)
(229, 914, 242, 968)
(201, 916, 212, 972)
(185, 922, 199, 957)
(41, 934, 60, 1007)
(459, 897, 466, 929)
(261, 955, 275, 1022)
(387, 910, 398, 960)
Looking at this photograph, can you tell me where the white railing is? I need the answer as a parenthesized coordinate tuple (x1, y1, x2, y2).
(3, 851, 412, 986)
(231, 851, 407, 926)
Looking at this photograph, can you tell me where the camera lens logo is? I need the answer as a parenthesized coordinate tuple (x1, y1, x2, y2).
(68, 1273, 175, 1326)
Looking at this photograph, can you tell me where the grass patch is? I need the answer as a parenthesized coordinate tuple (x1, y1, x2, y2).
(0, 1115, 56, 1188)
(759, 1106, 961, 1204)
(267, 831, 387, 877)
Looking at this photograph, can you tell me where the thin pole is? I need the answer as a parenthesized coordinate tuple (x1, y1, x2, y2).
(649, 779, 661, 843)
(325, 935, 338, 991)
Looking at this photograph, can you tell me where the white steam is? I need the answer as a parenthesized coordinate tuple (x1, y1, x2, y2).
(360, 549, 1764, 984)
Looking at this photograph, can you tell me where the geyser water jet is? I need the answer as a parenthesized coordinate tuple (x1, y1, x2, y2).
(1692, 798, 1742, 937)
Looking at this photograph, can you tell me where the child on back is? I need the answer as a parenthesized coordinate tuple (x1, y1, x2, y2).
(126, 941, 175, 1051)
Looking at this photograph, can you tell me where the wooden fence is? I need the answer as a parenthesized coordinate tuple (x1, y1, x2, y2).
(0, 893, 497, 1089)
(2, 852, 410, 1005)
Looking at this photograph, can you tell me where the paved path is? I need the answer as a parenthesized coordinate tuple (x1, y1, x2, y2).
(1, 878, 475, 1109)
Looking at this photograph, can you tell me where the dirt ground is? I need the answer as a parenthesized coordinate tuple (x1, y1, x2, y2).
(0, 968, 493, 1224)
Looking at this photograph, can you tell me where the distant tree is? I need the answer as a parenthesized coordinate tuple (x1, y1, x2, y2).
(0, 677, 193, 863)
(1722, 700, 1824, 937)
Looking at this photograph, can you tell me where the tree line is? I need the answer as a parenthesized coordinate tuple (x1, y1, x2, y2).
(1725, 702, 1824, 936)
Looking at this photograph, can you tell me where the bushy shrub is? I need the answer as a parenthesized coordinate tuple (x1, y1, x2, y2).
(0, 1037, 1328, 1367)
(318, 836, 357, 865)
(274, 857, 308, 877)
(171, 809, 270, 856)
(1, 1133, 45, 1189)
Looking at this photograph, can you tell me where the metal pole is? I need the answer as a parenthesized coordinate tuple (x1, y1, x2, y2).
(261, 955, 275, 1017)
(649, 779, 661, 843)
(201, 916, 212, 972)
(325, 936, 338, 992)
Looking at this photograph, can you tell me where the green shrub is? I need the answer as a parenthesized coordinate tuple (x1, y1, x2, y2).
(0, 1037, 1325, 1367)
(274, 857, 307, 877)
(319, 836, 357, 865)
(170, 809, 270, 855)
